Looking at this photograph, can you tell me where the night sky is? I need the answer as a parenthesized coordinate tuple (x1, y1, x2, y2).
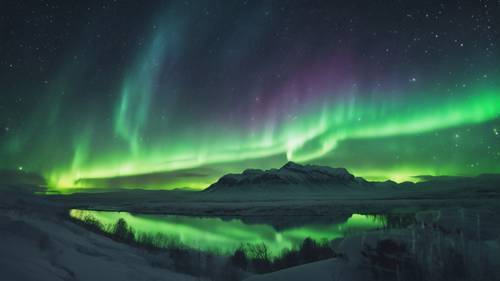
(1, 1, 499, 189)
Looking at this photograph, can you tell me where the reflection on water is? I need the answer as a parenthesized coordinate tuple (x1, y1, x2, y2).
(70, 209, 385, 256)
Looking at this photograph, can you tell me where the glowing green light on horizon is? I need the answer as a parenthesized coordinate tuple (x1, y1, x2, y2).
(1, 4, 499, 192)
(50, 88, 500, 189)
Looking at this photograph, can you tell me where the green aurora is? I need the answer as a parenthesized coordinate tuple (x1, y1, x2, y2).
(47, 86, 500, 189)
(1, 2, 499, 190)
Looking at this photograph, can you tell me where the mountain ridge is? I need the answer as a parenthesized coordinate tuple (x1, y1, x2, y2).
(204, 162, 500, 196)
(204, 161, 364, 193)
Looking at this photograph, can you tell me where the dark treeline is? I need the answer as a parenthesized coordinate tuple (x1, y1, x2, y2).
(229, 238, 342, 273)
(70, 214, 342, 280)
(72, 214, 234, 279)
(363, 213, 417, 229)
(71, 211, 500, 281)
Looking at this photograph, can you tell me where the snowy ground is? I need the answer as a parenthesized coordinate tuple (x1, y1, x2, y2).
(245, 208, 500, 281)
(2, 184, 500, 281)
(0, 186, 199, 281)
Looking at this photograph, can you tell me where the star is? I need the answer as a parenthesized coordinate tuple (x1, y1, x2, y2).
(0, 0, 499, 189)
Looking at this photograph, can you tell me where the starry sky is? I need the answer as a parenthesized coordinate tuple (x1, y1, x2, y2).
(1, 0, 499, 190)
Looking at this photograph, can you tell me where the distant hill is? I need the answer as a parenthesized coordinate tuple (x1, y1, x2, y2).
(204, 161, 366, 193)
(204, 162, 500, 197)
(0, 169, 46, 187)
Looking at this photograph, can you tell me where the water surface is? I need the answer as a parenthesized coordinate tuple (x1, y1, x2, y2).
(70, 209, 385, 256)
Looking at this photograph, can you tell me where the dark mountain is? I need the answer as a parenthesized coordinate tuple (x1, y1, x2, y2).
(204, 162, 500, 198)
(204, 161, 362, 193)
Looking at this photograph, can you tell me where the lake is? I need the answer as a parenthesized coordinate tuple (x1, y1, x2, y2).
(69, 209, 386, 257)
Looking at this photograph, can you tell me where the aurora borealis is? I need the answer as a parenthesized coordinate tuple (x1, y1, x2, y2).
(1, 1, 499, 190)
